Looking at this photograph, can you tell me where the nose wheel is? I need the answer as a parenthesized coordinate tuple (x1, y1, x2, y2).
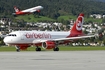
(15, 46, 20, 52)
(16, 49, 20, 52)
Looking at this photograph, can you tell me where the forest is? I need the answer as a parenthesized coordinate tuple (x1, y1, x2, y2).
(0, 0, 105, 19)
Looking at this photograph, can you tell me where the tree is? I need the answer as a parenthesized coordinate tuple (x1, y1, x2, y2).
(102, 18, 105, 23)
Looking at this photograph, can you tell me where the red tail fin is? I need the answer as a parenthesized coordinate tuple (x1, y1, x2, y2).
(70, 13, 84, 36)
(14, 6, 20, 12)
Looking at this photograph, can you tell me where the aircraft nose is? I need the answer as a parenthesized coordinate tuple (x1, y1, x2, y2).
(42, 6, 44, 8)
(3, 37, 11, 44)
(3, 37, 8, 43)
(40, 6, 43, 9)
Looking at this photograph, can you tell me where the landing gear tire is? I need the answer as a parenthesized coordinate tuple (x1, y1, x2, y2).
(36, 47, 41, 51)
(15, 46, 20, 52)
(16, 49, 20, 52)
(53, 47, 59, 51)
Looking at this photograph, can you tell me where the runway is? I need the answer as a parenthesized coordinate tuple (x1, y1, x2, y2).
(0, 51, 105, 70)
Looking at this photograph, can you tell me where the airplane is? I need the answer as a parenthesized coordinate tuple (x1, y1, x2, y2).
(3, 13, 95, 52)
(12, 6, 43, 16)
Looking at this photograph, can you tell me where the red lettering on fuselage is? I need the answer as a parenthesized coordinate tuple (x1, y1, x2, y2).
(25, 33, 51, 39)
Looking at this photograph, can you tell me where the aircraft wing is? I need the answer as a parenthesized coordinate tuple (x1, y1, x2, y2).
(33, 35, 95, 43)
(53, 35, 95, 41)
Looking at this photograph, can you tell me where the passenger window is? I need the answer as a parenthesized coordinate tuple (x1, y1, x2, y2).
(7, 34, 16, 36)
(12, 34, 14, 36)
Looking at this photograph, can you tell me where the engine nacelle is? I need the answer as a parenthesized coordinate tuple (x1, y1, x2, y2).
(42, 41, 56, 49)
(37, 10, 40, 12)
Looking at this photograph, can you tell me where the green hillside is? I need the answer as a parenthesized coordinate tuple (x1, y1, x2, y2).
(15, 15, 55, 22)
(15, 14, 102, 23)
(58, 15, 102, 23)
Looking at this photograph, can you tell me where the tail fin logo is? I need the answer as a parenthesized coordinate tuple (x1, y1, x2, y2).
(76, 16, 84, 31)
(14, 6, 20, 12)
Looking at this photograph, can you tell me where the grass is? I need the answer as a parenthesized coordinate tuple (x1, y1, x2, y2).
(15, 14, 102, 23)
(0, 46, 105, 52)
(58, 15, 76, 21)
(58, 15, 102, 23)
(0, 46, 16, 51)
(85, 17, 102, 23)
(15, 15, 55, 22)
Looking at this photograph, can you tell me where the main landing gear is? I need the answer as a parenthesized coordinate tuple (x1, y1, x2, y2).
(36, 46, 41, 51)
(53, 47, 59, 51)
(53, 43, 59, 51)
(35, 46, 59, 51)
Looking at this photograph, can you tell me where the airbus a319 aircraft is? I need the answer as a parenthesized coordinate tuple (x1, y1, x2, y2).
(3, 13, 95, 52)
(12, 6, 43, 16)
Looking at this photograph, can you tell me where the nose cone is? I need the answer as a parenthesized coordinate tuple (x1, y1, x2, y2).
(3, 37, 9, 44)
(39, 6, 43, 9)
(41, 6, 43, 9)
(3, 37, 13, 44)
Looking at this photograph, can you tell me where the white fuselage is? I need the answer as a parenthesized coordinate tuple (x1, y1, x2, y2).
(22, 6, 43, 13)
(3, 31, 70, 44)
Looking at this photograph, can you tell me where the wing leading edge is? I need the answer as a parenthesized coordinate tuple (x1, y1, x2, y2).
(36, 34, 96, 43)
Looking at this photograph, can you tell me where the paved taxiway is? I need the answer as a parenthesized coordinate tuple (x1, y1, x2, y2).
(0, 51, 105, 70)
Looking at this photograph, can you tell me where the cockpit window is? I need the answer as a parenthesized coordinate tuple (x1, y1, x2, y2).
(8, 34, 11, 36)
(7, 34, 17, 37)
